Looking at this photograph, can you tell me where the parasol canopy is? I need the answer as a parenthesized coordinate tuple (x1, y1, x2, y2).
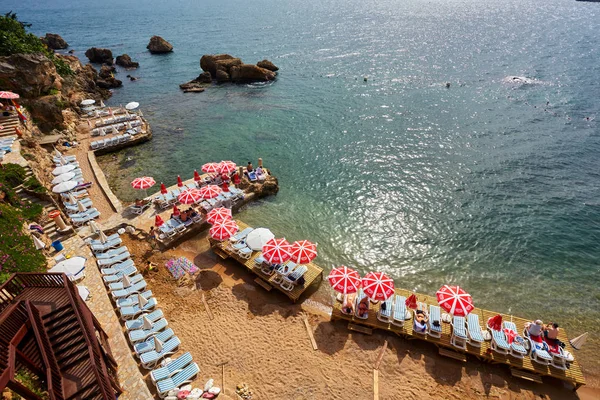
(52, 164, 76, 176)
(131, 176, 156, 190)
(570, 332, 588, 350)
(199, 185, 222, 199)
(160, 183, 167, 194)
(32, 234, 45, 250)
(193, 170, 201, 181)
(52, 172, 75, 184)
(361, 271, 395, 301)
(98, 230, 108, 243)
(209, 219, 238, 241)
(245, 228, 274, 250)
(155, 215, 165, 227)
(436, 285, 474, 316)
(206, 207, 232, 224)
(52, 181, 77, 193)
(405, 294, 418, 310)
(289, 240, 317, 264)
(0, 91, 19, 99)
(487, 314, 503, 331)
(142, 315, 154, 330)
(80, 99, 95, 106)
(219, 160, 237, 175)
(172, 205, 180, 217)
(177, 175, 183, 187)
(125, 101, 139, 110)
(261, 238, 292, 264)
(49, 256, 86, 277)
(202, 162, 220, 173)
(177, 189, 202, 204)
(328, 266, 361, 294)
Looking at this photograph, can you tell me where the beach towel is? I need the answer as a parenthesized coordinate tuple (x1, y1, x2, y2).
(503, 328, 517, 344)
(165, 257, 198, 280)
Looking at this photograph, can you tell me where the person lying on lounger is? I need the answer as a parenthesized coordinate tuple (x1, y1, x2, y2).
(357, 296, 369, 318)
(525, 319, 544, 340)
(414, 309, 429, 333)
(342, 294, 356, 315)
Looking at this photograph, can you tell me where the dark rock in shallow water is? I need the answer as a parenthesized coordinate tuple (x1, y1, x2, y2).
(230, 64, 276, 82)
(198, 71, 212, 83)
(257, 59, 278, 72)
(200, 54, 241, 77)
(85, 47, 113, 64)
(41, 33, 68, 50)
(115, 54, 139, 68)
(215, 69, 230, 83)
(96, 66, 122, 89)
(99, 64, 116, 79)
(147, 36, 173, 53)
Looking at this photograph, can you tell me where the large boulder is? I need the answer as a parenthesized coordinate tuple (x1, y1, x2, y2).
(197, 71, 212, 83)
(200, 54, 241, 77)
(230, 64, 276, 82)
(23, 95, 66, 132)
(99, 64, 116, 79)
(96, 76, 122, 89)
(257, 59, 278, 72)
(115, 54, 139, 68)
(85, 47, 113, 64)
(147, 36, 173, 54)
(215, 69, 230, 83)
(41, 33, 68, 50)
(0, 53, 60, 98)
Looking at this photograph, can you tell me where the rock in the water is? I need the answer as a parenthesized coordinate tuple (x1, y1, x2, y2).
(115, 54, 139, 68)
(257, 59, 278, 72)
(85, 47, 113, 64)
(215, 69, 230, 83)
(179, 78, 208, 93)
(230, 64, 276, 82)
(0, 53, 60, 98)
(200, 54, 241, 77)
(99, 64, 116, 79)
(96, 77, 122, 89)
(41, 33, 68, 50)
(198, 71, 212, 83)
(182, 87, 205, 93)
(147, 36, 173, 53)
(239, 174, 279, 197)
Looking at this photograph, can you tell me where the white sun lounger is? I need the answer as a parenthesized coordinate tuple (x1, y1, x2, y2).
(502, 321, 528, 359)
(427, 305, 442, 338)
(96, 251, 130, 268)
(110, 279, 147, 299)
(120, 297, 157, 320)
(134, 328, 175, 356)
(451, 316, 468, 350)
(377, 297, 393, 323)
(392, 295, 408, 327)
(140, 336, 181, 369)
(102, 265, 138, 283)
(280, 265, 308, 291)
(125, 309, 164, 331)
(100, 259, 134, 275)
(128, 318, 169, 344)
(156, 362, 199, 397)
(91, 237, 123, 253)
(466, 313, 485, 347)
(229, 227, 253, 243)
(354, 289, 369, 320)
(95, 246, 128, 259)
(108, 273, 144, 291)
(89, 233, 120, 245)
(523, 330, 552, 365)
(489, 324, 511, 355)
(116, 290, 153, 308)
(150, 352, 193, 384)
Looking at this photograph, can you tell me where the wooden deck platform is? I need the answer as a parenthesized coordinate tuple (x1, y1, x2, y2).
(331, 288, 586, 390)
(209, 220, 324, 302)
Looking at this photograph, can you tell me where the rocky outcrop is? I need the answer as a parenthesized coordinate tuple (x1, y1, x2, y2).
(179, 77, 208, 93)
(197, 72, 212, 83)
(41, 33, 68, 50)
(115, 54, 139, 68)
(257, 59, 278, 72)
(99, 65, 116, 79)
(24, 95, 66, 132)
(85, 47, 113, 64)
(215, 69, 230, 83)
(96, 76, 122, 89)
(147, 36, 173, 53)
(0, 53, 60, 98)
(200, 54, 241, 77)
(238, 173, 279, 198)
(230, 64, 276, 82)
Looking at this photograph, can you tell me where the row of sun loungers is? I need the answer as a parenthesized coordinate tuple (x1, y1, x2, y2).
(87, 236, 200, 396)
(94, 114, 138, 128)
(92, 119, 142, 136)
(90, 132, 135, 150)
(0, 136, 16, 160)
(155, 186, 244, 211)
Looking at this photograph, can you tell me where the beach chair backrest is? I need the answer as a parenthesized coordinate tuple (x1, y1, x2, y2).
(467, 314, 484, 341)
(393, 295, 406, 320)
(453, 316, 467, 338)
(172, 362, 199, 386)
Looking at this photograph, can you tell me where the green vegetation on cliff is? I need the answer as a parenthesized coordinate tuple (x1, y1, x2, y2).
(0, 12, 72, 76)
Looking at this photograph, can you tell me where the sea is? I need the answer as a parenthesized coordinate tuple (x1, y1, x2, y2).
(7, 0, 600, 379)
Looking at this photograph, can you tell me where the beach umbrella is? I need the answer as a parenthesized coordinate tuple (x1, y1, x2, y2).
(77, 285, 90, 301)
(209, 219, 238, 241)
(52, 181, 77, 193)
(202, 162, 220, 173)
(328, 266, 361, 294)
(0, 91, 19, 99)
(199, 185, 222, 199)
(436, 285, 474, 317)
(361, 271, 395, 301)
(177, 175, 183, 187)
(193, 170, 201, 182)
(66, 193, 77, 204)
(77, 201, 87, 212)
(206, 207, 232, 224)
(154, 337, 164, 352)
(80, 99, 95, 106)
(58, 156, 68, 166)
(137, 293, 149, 308)
(54, 149, 62, 158)
(32, 234, 46, 250)
(122, 275, 132, 288)
(52, 164, 76, 176)
(160, 182, 167, 194)
(219, 161, 237, 175)
(178, 189, 202, 204)
(405, 294, 418, 310)
(570, 332, 588, 350)
(100, 100, 105, 107)
(49, 256, 86, 277)
(289, 240, 317, 264)
(262, 238, 292, 264)
(246, 228, 275, 251)
(221, 182, 230, 192)
(142, 316, 154, 330)
(125, 102, 139, 110)
(155, 215, 165, 227)
(88, 220, 99, 234)
(131, 176, 156, 190)
(98, 230, 108, 243)
(487, 314, 503, 331)
(52, 172, 75, 184)
(172, 205, 181, 217)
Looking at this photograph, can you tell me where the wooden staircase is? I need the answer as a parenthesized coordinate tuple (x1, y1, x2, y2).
(0, 114, 20, 138)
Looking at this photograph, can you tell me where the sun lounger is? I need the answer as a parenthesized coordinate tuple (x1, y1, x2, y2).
(156, 362, 199, 397)
(61, 189, 87, 199)
(280, 265, 308, 291)
(120, 297, 157, 320)
(428, 305, 442, 338)
(150, 352, 193, 384)
(100, 259, 134, 275)
(116, 290, 153, 308)
(167, 219, 186, 233)
(125, 309, 164, 331)
(229, 227, 253, 243)
(68, 207, 98, 219)
(71, 209, 100, 226)
(111, 279, 147, 299)
(131, 200, 151, 215)
(273, 261, 297, 285)
(451, 316, 468, 350)
(171, 188, 181, 197)
(64, 203, 90, 214)
(377, 297, 393, 323)
(95, 246, 128, 259)
(502, 321, 528, 359)
(140, 336, 181, 369)
(237, 246, 253, 260)
(523, 329, 552, 365)
(91, 237, 122, 253)
(392, 295, 408, 327)
(164, 192, 176, 205)
(108, 273, 144, 291)
(489, 323, 511, 355)
(159, 224, 176, 239)
(135, 328, 175, 356)
(191, 213, 204, 223)
(102, 265, 138, 283)
(354, 289, 369, 320)
(64, 197, 92, 208)
(466, 313, 485, 347)
(128, 318, 169, 344)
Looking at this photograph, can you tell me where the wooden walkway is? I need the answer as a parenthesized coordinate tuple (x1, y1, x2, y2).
(209, 220, 323, 302)
(331, 288, 586, 390)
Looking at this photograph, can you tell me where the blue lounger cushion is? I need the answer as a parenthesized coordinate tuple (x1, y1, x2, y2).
(150, 352, 193, 383)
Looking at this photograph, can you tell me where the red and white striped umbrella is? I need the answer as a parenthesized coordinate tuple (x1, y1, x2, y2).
(210, 219, 238, 241)
(177, 189, 202, 204)
(199, 185, 222, 199)
(206, 207, 232, 224)
(361, 271, 395, 301)
(436, 285, 474, 316)
(219, 160, 237, 175)
(131, 176, 155, 190)
(202, 162, 220, 173)
(289, 240, 317, 264)
(0, 91, 19, 99)
(328, 266, 361, 294)
(262, 238, 291, 264)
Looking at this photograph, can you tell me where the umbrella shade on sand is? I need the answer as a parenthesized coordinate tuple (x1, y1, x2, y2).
(262, 238, 292, 264)
(289, 240, 317, 264)
(361, 271, 395, 301)
(436, 285, 474, 316)
(202, 162, 220, 173)
(206, 207, 232, 225)
(199, 185, 222, 199)
(219, 160, 237, 175)
(245, 228, 274, 250)
(209, 219, 238, 241)
(52, 172, 75, 184)
(49, 256, 86, 277)
(80, 99, 95, 106)
(328, 266, 361, 294)
(125, 101, 139, 110)
(52, 181, 77, 193)
(52, 164, 76, 176)
(178, 189, 202, 204)
(570, 333, 588, 350)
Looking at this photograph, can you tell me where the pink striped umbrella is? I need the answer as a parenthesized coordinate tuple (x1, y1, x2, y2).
(131, 176, 155, 190)
(328, 266, 361, 294)
(202, 162, 220, 173)
(361, 272, 395, 301)
(177, 189, 202, 204)
(199, 185, 222, 199)
(0, 91, 19, 99)
(219, 160, 237, 175)
(262, 238, 292, 264)
(206, 207, 232, 224)
(289, 240, 317, 264)
(210, 219, 238, 241)
(436, 285, 474, 316)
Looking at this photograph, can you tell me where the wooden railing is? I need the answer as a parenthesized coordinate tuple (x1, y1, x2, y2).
(0, 273, 66, 315)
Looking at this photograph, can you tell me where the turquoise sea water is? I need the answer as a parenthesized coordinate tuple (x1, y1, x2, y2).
(8, 0, 600, 376)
